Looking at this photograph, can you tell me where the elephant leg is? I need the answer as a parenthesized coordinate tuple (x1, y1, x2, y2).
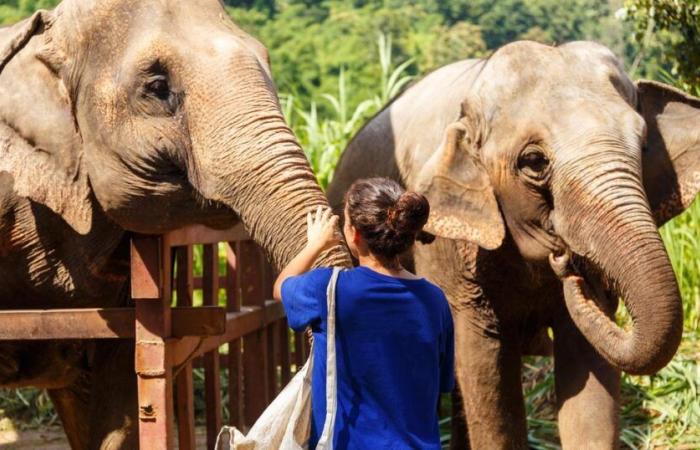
(48, 370, 92, 450)
(449, 387, 470, 450)
(0, 346, 19, 383)
(553, 313, 620, 449)
(453, 308, 527, 450)
(88, 340, 138, 450)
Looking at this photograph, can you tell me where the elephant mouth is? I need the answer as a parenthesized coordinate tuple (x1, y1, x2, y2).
(564, 251, 619, 314)
(102, 168, 239, 234)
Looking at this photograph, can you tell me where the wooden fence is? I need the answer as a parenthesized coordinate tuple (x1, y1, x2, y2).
(0, 223, 308, 449)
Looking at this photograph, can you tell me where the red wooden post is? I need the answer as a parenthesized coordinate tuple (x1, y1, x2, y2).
(132, 237, 174, 450)
(303, 331, 311, 361)
(267, 321, 280, 396)
(294, 331, 305, 372)
(226, 242, 244, 429)
(174, 246, 196, 450)
(228, 339, 243, 428)
(238, 240, 269, 425)
(203, 244, 223, 448)
(263, 260, 279, 396)
(279, 318, 291, 386)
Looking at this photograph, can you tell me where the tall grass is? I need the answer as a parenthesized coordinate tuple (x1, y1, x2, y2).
(283, 34, 414, 190)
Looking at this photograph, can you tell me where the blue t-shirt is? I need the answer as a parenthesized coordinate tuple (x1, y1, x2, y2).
(281, 266, 455, 450)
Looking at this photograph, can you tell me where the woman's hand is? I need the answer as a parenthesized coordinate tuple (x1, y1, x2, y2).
(273, 206, 341, 301)
(306, 206, 341, 253)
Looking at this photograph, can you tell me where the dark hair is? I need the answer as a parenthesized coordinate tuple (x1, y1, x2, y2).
(344, 177, 434, 261)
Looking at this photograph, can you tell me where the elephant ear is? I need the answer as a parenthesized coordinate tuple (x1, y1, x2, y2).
(638, 80, 700, 226)
(415, 110, 505, 249)
(0, 10, 50, 72)
(0, 10, 92, 234)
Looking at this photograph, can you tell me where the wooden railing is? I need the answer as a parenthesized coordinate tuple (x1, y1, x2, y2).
(0, 223, 308, 449)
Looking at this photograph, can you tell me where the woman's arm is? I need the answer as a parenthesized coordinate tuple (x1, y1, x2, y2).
(272, 206, 341, 301)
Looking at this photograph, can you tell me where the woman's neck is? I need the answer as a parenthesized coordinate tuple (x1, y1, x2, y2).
(357, 254, 420, 280)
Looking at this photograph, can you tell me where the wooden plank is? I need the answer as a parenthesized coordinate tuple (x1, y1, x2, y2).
(131, 237, 162, 300)
(0, 306, 225, 340)
(0, 308, 134, 340)
(262, 258, 274, 303)
(203, 244, 222, 449)
(294, 331, 305, 371)
(263, 260, 280, 395)
(0, 300, 277, 343)
(303, 331, 311, 362)
(134, 239, 174, 450)
(193, 276, 227, 290)
(267, 322, 280, 397)
(226, 242, 243, 428)
(171, 302, 286, 367)
(243, 329, 268, 425)
(279, 319, 291, 386)
(174, 246, 196, 450)
(204, 349, 222, 448)
(173, 307, 225, 337)
(239, 242, 268, 425)
(226, 242, 241, 312)
(203, 244, 220, 306)
(227, 338, 243, 428)
(174, 369, 195, 450)
(163, 223, 248, 247)
(175, 246, 194, 306)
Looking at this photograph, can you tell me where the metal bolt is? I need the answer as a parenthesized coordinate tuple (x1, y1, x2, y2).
(139, 404, 156, 420)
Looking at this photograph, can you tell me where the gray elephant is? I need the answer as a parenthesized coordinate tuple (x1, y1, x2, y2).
(0, 1, 349, 448)
(328, 41, 700, 449)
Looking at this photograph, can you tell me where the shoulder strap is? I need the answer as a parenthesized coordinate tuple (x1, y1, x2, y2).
(315, 267, 341, 450)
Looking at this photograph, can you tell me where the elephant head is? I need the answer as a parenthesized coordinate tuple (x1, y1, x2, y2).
(416, 41, 700, 374)
(0, 0, 350, 269)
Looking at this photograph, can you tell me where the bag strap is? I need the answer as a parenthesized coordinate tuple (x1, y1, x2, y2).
(315, 267, 341, 450)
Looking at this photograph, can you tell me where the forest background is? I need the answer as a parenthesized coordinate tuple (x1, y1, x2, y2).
(0, 1, 698, 448)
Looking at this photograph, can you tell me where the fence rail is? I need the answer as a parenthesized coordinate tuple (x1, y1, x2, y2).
(0, 223, 308, 449)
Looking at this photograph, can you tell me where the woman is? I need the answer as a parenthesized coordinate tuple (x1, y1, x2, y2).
(273, 177, 454, 449)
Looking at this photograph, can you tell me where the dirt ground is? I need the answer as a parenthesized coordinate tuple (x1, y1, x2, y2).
(0, 426, 212, 449)
(0, 427, 68, 449)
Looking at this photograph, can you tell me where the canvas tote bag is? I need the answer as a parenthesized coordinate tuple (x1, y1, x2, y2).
(216, 267, 341, 450)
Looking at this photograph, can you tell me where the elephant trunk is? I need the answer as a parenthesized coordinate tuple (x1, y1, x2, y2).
(553, 150, 683, 375)
(186, 54, 351, 270)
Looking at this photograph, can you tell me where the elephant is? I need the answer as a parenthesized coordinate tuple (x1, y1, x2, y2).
(0, 1, 349, 448)
(327, 40, 700, 449)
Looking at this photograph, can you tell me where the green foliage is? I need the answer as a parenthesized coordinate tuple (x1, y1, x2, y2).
(225, 0, 636, 112)
(0, 0, 60, 25)
(288, 34, 413, 189)
(622, 0, 700, 86)
(661, 201, 700, 332)
(0, 388, 57, 430)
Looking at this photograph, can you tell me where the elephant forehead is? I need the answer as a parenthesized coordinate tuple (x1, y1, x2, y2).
(475, 41, 634, 107)
(60, 0, 237, 49)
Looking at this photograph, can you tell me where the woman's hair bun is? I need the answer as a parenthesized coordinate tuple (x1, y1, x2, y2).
(344, 177, 433, 260)
(387, 192, 430, 235)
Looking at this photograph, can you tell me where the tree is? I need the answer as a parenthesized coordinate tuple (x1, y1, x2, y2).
(623, 0, 700, 86)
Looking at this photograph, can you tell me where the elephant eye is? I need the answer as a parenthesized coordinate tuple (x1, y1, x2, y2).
(145, 76, 171, 101)
(518, 148, 550, 177)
